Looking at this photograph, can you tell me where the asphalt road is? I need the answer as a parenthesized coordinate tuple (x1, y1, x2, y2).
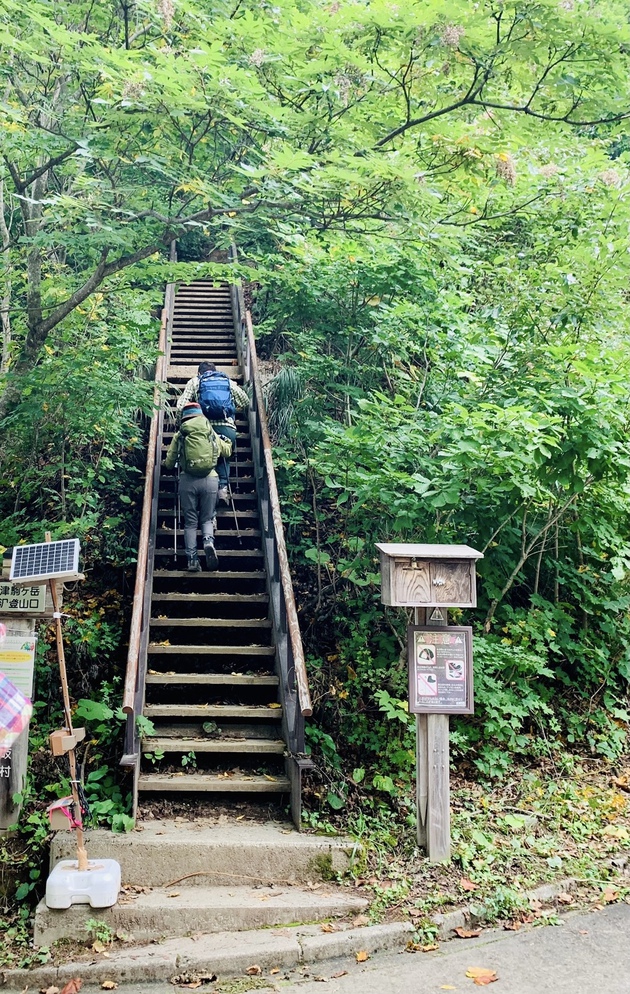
(84, 902, 630, 994)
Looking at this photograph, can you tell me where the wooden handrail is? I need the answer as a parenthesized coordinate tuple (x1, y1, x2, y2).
(122, 306, 169, 715)
(245, 311, 313, 718)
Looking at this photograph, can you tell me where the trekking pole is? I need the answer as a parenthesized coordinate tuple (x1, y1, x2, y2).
(174, 464, 180, 563)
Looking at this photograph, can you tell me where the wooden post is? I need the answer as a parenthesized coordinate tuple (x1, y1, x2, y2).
(44, 533, 89, 871)
(415, 607, 451, 862)
(49, 578, 88, 870)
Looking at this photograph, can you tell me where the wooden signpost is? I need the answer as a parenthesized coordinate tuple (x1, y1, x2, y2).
(376, 543, 483, 862)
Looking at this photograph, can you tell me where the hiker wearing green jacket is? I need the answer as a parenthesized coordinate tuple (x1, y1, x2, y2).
(164, 402, 233, 572)
(176, 361, 249, 505)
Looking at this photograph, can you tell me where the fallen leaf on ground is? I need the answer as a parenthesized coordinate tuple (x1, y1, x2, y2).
(602, 888, 619, 903)
(353, 914, 369, 926)
(454, 928, 482, 939)
(101, 982, 118, 990)
(355, 950, 369, 963)
(503, 921, 521, 931)
(41, 987, 60, 994)
(422, 943, 440, 952)
(330, 972, 348, 979)
(460, 878, 478, 892)
(313, 977, 327, 983)
(92, 940, 107, 954)
(466, 967, 498, 986)
(246, 965, 262, 976)
(321, 923, 338, 933)
(270, 969, 280, 975)
(528, 899, 542, 911)
(60, 980, 82, 994)
(579, 930, 589, 935)
(408, 908, 423, 918)
(167, 892, 180, 898)
(440, 987, 457, 991)
(557, 893, 573, 904)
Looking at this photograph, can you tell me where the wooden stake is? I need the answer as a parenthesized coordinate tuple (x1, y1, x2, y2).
(46, 535, 88, 871)
(414, 607, 451, 862)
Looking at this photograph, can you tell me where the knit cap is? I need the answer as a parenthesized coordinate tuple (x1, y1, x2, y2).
(181, 402, 203, 420)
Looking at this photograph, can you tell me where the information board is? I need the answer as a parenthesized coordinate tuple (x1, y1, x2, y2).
(0, 635, 36, 698)
(0, 582, 46, 613)
(408, 625, 473, 714)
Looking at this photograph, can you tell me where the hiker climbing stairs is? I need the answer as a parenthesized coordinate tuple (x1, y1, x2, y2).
(122, 278, 313, 819)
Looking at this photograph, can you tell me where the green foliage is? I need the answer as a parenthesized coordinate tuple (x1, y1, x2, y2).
(259, 163, 630, 794)
(84, 918, 116, 947)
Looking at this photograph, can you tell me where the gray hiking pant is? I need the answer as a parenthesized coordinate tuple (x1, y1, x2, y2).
(179, 471, 218, 553)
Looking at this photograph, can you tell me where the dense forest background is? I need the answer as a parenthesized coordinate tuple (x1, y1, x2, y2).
(1, 0, 630, 879)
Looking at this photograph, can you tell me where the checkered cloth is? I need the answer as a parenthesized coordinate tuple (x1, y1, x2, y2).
(0, 672, 32, 758)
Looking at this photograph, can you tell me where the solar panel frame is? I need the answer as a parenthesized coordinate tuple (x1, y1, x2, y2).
(10, 540, 81, 584)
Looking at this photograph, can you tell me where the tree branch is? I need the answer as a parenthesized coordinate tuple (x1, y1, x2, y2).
(373, 65, 483, 148)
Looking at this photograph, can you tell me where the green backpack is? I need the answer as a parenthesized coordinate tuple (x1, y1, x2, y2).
(180, 416, 219, 477)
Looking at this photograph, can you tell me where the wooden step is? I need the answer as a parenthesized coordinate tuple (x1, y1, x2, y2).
(147, 644, 275, 655)
(137, 772, 290, 792)
(149, 618, 271, 629)
(144, 704, 282, 718)
(159, 477, 257, 489)
(145, 673, 278, 685)
(151, 592, 268, 602)
(156, 528, 260, 538)
(152, 570, 265, 579)
(142, 737, 285, 754)
(153, 549, 263, 560)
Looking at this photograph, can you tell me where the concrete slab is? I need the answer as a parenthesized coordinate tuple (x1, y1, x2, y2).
(50, 821, 357, 887)
(299, 922, 413, 962)
(34, 883, 369, 946)
(2, 922, 412, 990)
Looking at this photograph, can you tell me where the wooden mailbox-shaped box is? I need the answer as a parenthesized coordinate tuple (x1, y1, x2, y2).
(376, 543, 483, 608)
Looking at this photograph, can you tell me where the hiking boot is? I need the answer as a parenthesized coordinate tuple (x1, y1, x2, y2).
(217, 486, 228, 505)
(186, 551, 202, 573)
(204, 539, 219, 572)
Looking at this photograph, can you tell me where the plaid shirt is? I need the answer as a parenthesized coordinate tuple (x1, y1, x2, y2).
(0, 673, 32, 757)
(176, 375, 249, 426)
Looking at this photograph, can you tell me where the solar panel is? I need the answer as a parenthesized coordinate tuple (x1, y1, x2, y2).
(10, 540, 80, 584)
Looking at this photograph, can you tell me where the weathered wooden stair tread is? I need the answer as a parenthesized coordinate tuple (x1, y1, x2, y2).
(145, 673, 278, 685)
(150, 618, 272, 628)
(151, 592, 268, 602)
(156, 528, 260, 538)
(153, 546, 261, 557)
(142, 737, 285, 754)
(137, 773, 291, 792)
(153, 570, 265, 579)
(144, 704, 282, 718)
(148, 644, 275, 655)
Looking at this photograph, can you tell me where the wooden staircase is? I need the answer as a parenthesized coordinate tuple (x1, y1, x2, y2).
(122, 277, 312, 824)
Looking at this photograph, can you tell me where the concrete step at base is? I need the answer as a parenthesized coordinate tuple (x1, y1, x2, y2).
(48, 822, 356, 888)
(34, 884, 368, 945)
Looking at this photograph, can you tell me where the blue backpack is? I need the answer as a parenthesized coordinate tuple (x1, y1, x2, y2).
(198, 370, 235, 422)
